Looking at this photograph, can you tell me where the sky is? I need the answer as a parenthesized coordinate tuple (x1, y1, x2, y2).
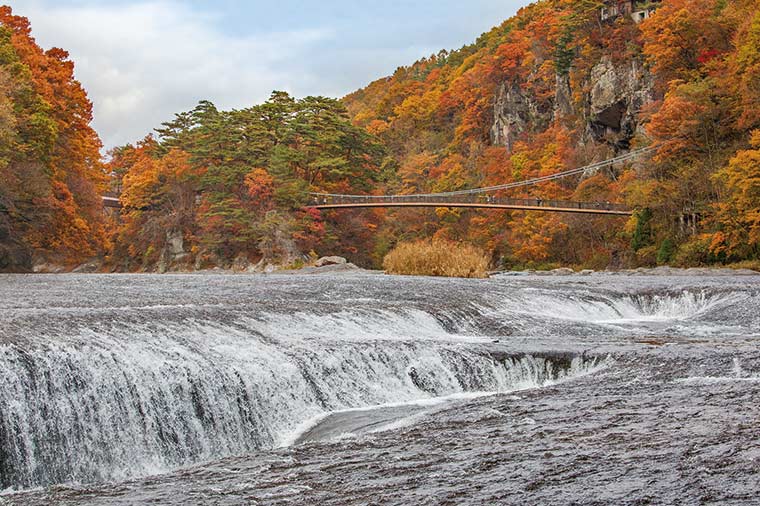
(9, 0, 528, 149)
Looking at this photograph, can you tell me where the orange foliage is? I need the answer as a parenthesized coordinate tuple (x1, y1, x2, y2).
(641, 0, 735, 85)
(244, 168, 275, 204)
(709, 130, 760, 257)
(0, 6, 107, 263)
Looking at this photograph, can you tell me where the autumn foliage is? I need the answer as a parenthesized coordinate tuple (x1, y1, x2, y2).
(3, 1, 760, 271)
(0, 7, 107, 269)
(343, 0, 760, 269)
(108, 94, 385, 270)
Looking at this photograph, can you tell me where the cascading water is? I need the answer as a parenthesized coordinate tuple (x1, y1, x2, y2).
(0, 306, 606, 490)
(1, 273, 757, 499)
(486, 288, 739, 323)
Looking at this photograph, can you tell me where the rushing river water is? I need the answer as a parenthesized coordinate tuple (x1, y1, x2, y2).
(0, 271, 759, 505)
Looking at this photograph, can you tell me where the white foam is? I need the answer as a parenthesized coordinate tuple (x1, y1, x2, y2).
(676, 359, 760, 384)
(281, 355, 611, 446)
(487, 290, 743, 326)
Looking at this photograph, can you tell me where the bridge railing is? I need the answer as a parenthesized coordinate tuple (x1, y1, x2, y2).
(309, 194, 630, 212)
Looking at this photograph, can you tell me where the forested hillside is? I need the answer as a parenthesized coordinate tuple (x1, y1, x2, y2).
(107, 95, 386, 271)
(0, 6, 107, 272)
(106, 0, 760, 271)
(2, 0, 759, 272)
(343, 0, 760, 269)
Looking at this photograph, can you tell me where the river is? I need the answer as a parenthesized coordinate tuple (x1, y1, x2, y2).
(0, 272, 759, 505)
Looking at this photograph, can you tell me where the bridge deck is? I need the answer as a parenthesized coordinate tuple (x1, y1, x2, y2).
(103, 195, 633, 216)
(308, 198, 632, 216)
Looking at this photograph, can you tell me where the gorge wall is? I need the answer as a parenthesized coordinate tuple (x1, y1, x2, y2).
(491, 57, 656, 152)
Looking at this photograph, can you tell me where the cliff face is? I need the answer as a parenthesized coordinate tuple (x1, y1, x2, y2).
(491, 57, 656, 153)
(586, 58, 654, 149)
(490, 81, 550, 152)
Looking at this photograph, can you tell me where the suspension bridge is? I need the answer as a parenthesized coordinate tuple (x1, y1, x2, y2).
(305, 147, 654, 216)
(307, 195, 631, 215)
(101, 147, 654, 216)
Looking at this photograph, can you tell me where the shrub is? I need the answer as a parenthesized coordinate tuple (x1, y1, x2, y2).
(673, 234, 721, 266)
(656, 238, 675, 265)
(382, 239, 490, 278)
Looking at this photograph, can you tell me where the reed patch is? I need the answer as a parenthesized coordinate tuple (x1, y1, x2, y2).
(383, 240, 490, 278)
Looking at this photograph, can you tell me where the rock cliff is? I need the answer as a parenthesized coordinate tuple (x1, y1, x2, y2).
(491, 81, 551, 152)
(492, 57, 655, 153)
(587, 58, 654, 149)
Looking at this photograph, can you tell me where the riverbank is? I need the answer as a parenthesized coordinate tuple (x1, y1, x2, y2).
(17, 255, 760, 277)
(494, 266, 760, 277)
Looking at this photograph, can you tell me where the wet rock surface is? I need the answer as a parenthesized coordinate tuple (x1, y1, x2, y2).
(1, 273, 759, 505)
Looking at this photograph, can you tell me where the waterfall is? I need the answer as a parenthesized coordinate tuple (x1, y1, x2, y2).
(0, 310, 606, 490)
(3, 275, 749, 491)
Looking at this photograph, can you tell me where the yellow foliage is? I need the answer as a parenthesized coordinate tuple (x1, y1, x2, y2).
(710, 131, 760, 256)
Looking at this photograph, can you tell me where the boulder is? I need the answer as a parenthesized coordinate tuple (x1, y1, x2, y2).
(315, 256, 348, 268)
(303, 262, 360, 274)
(72, 259, 102, 273)
(551, 268, 575, 276)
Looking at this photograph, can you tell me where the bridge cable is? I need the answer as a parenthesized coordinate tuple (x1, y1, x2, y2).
(309, 145, 657, 199)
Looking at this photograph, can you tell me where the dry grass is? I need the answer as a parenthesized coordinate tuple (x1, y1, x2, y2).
(383, 239, 490, 278)
(725, 260, 760, 272)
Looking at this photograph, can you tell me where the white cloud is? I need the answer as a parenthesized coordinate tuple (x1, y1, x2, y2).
(9, 0, 526, 150)
(12, 1, 333, 148)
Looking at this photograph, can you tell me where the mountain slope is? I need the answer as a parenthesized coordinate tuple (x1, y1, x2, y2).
(342, 0, 760, 268)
